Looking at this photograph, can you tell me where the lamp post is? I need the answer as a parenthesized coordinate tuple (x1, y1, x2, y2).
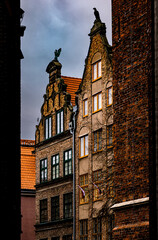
(69, 104, 78, 240)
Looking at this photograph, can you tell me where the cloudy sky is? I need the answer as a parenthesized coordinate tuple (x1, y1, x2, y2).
(21, 0, 112, 140)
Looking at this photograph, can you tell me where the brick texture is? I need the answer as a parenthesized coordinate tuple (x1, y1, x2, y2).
(112, 0, 153, 238)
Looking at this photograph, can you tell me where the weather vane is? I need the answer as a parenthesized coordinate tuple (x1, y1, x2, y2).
(54, 48, 62, 61)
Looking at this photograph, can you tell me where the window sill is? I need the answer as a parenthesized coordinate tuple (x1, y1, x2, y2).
(92, 76, 102, 82)
(83, 114, 88, 118)
(36, 174, 73, 189)
(79, 155, 88, 160)
(107, 145, 113, 150)
(107, 103, 113, 107)
(92, 149, 103, 155)
(92, 109, 102, 114)
(35, 218, 73, 228)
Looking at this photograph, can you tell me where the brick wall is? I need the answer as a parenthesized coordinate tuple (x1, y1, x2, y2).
(112, 0, 153, 238)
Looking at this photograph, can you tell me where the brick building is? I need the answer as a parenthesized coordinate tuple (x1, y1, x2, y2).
(111, 0, 156, 239)
(35, 54, 81, 240)
(21, 139, 36, 240)
(74, 11, 113, 240)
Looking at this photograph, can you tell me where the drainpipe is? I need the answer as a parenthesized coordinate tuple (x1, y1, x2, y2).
(69, 104, 78, 240)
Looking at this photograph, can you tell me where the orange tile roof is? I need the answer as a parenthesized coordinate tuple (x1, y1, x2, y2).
(21, 139, 35, 190)
(62, 76, 82, 106)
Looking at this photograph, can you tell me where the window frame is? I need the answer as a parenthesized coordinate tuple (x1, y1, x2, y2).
(40, 158, 47, 183)
(107, 125, 113, 148)
(79, 219, 88, 240)
(92, 218, 102, 240)
(79, 135, 88, 159)
(79, 174, 89, 204)
(45, 115, 52, 140)
(40, 199, 48, 223)
(93, 129, 102, 153)
(92, 92, 102, 113)
(64, 149, 72, 176)
(63, 193, 72, 219)
(83, 98, 88, 117)
(51, 154, 60, 180)
(107, 86, 113, 107)
(92, 60, 102, 82)
(51, 196, 60, 221)
(56, 109, 64, 134)
(62, 235, 72, 240)
(93, 170, 103, 201)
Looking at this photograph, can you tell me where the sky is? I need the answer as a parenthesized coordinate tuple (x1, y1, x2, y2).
(21, 0, 112, 140)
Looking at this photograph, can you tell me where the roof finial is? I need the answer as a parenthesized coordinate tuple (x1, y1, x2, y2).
(54, 48, 62, 61)
(93, 8, 101, 22)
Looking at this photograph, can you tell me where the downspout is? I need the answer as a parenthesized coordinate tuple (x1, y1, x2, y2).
(69, 104, 78, 240)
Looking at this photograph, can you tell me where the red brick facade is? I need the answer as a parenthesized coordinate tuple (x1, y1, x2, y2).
(112, 0, 153, 239)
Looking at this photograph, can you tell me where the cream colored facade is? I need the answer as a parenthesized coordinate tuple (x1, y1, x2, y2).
(75, 15, 114, 240)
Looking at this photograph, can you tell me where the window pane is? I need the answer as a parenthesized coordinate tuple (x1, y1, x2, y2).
(93, 63, 97, 80)
(80, 137, 84, 157)
(84, 99, 88, 116)
(93, 95, 97, 112)
(56, 154, 59, 164)
(108, 88, 112, 105)
(98, 61, 101, 77)
(85, 135, 88, 155)
(93, 132, 97, 152)
(45, 118, 48, 139)
(69, 150, 72, 159)
(61, 110, 63, 132)
(98, 131, 102, 150)
(65, 151, 68, 160)
(49, 117, 51, 138)
(98, 93, 102, 109)
(57, 112, 60, 134)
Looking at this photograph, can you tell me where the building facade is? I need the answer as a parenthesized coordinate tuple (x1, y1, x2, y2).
(0, 1, 25, 239)
(21, 139, 36, 240)
(111, 0, 155, 239)
(75, 12, 113, 240)
(35, 56, 81, 240)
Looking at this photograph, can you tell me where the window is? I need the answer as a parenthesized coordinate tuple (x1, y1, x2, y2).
(40, 199, 48, 223)
(51, 154, 59, 180)
(57, 109, 64, 134)
(51, 196, 59, 221)
(79, 135, 88, 158)
(107, 125, 113, 147)
(45, 116, 52, 139)
(92, 218, 102, 240)
(64, 149, 72, 176)
(107, 87, 113, 106)
(63, 235, 72, 240)
(63, 193, 72, 219)
(83, 98, 88, 117)
(79, 174, 89, 204)
(92, 60, 101, 81)
(93, 170, 103, 201)
(40, 159, 47, 183)
(93, 129, 102, 153)
(92, 92, 102, 113)
(79, 220, 88, 240)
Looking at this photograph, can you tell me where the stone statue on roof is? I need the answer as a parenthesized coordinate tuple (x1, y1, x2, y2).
(93, 8, 101, 21)
(54, 48, 62, 61)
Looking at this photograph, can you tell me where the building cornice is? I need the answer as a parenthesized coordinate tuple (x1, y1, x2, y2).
(110, 197, 149, 210)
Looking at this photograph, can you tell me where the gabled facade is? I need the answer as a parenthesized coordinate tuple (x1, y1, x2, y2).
(35, 56, 81, 240)
(75, 12, 113, 240)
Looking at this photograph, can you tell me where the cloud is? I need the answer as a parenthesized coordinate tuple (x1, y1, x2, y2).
(21, 0, 112, 139)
